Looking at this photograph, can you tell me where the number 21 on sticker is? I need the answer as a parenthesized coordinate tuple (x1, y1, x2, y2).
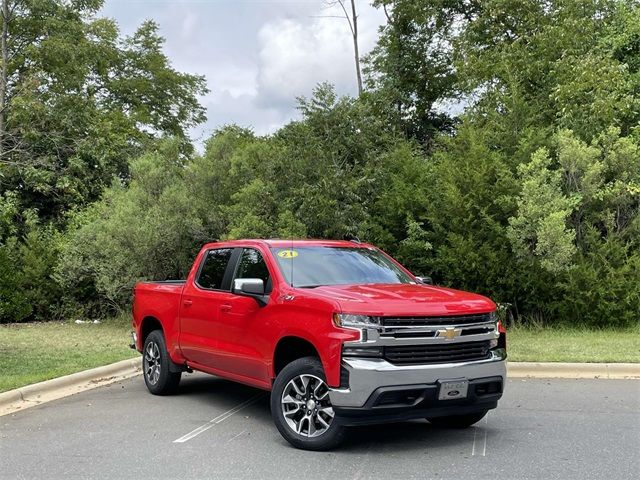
(278, 250, 298, 259)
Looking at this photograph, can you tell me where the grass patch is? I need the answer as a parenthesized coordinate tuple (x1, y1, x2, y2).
(1, 318, 637, 393)
(507, 325, 640, 363)
(0, 316, 137, 393)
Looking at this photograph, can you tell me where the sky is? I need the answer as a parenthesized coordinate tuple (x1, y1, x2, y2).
(100, 0, 387, 145)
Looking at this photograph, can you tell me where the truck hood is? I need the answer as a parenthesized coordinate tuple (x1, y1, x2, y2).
(299, 284, 495, 317)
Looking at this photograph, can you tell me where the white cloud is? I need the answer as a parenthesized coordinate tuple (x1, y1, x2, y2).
(180, 10, 198, 41)
(256, 3, 385, 107)
(202, 63, 258, 99)
(100, 0, 386, 145)
(196, 90, 291, 141)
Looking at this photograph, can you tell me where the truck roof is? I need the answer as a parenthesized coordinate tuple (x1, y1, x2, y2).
(202, 239, 374, 249)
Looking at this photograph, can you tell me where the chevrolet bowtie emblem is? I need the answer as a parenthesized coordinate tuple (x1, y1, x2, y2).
(437, 327, 462, 340)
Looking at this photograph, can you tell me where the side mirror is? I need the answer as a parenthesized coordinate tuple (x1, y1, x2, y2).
(416, 276, 433, 285)
(233, 278, 269, 306)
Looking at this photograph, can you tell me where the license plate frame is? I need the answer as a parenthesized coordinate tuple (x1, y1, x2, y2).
(438, 379, 469, 401)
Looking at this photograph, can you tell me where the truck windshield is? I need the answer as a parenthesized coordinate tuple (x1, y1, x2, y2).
(270, 246, 414, 288)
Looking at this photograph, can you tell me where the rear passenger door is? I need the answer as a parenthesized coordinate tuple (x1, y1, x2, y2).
(178, 247, 238, 368)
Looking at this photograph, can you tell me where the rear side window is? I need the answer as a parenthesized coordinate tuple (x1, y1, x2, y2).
(235, 248, 272, 293)
(197, 248, 233, 290)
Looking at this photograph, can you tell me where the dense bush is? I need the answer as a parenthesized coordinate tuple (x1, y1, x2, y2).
(56, 140, 208, 315)
(0, 217, 62, 322)
(57, 84, 639, 327)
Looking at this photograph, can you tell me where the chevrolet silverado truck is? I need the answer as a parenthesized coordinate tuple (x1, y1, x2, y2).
(131, 239, 507, 450)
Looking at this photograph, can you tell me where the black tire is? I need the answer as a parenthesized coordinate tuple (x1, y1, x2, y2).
(270, 356, 346, 451)
(427, 411, 488, 428)
(142, 330, 181, 395)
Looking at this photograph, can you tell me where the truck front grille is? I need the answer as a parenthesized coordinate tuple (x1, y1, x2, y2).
(384, 340, 492, 365)
(382, 313, 491, 327)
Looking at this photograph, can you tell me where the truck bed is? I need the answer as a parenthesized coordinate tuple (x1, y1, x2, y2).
(133, 281, 185, 357)
(138, 280, 186, 285)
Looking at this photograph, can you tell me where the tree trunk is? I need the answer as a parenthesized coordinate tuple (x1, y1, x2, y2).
(350, 0, 363, 96)
(0, 0, 9, 157)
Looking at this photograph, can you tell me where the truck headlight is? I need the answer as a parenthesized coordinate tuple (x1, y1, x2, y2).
(332, 313, 381, 329)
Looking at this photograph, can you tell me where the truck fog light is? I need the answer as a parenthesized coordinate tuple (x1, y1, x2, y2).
(342, 345, 384, 358)
(489, 338, 498, 349)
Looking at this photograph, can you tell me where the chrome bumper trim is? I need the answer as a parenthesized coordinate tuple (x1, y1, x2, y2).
(347, 323, 499, 347)
(329, 349, 507, 408)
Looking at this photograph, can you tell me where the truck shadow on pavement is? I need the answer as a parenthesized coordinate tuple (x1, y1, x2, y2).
(174, 373, 482, 454)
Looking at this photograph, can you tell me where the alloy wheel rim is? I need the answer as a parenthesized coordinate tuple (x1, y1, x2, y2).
(281, 374, 335, 438)
(144, 341, 161, 385)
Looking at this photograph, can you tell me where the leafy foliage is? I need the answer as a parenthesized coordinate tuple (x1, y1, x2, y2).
(508, 147, 578, 273)
(364, 0, 470, 144)
(2, 0, 639, 329)
(56, 140, 208, 315)
(0, 0, 207, 222)
(0, 216, 62, 322)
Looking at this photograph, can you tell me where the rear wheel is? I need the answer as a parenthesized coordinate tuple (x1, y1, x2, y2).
(427, 411, 488, 428)
(143, 330, 181, 395)
(271, 357, 346, 450)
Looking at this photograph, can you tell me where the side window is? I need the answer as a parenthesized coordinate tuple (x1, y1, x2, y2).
(197, 248, 233, 290)
(235, 249, 272, 293)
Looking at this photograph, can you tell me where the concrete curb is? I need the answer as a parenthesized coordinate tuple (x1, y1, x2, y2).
(0, 359, 637, 417)
(0, 357, 141, 417)
(508, 362, 640, 379)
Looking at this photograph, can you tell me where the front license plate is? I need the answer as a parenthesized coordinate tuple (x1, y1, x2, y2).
(438, 380, 469, 400)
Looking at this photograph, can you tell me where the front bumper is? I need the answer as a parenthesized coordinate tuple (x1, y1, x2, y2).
(328, 349, 506, 423)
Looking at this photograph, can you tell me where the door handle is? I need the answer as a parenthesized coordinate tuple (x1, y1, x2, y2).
(220, 304, 232, 312)
(183, 299, 193, 307)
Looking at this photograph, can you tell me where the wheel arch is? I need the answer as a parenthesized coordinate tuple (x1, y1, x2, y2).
(272, 336, 321, 379)
(140, 316, 164, 345)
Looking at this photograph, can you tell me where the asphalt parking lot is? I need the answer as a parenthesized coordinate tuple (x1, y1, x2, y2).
(1, 373, 638, 480)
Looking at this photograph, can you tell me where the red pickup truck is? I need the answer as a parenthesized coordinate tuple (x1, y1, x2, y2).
(132, 239, 506, 450)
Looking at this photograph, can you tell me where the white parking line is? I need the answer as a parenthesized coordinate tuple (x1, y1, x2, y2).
(481, 412, 489, 456)
(226, 429, 247, 444)
(471, 426, 478, 456)
(173, 393, 264, 443)
(471, 411, 490, 457)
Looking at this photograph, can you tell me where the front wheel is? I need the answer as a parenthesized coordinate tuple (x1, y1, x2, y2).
(426, 411, 488, 428)
(270, 357, 346, 450)
(143, 330, 181, 395)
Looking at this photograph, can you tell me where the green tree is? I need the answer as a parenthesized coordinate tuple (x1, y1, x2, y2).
(405, 124, 525, 308)
(56, 139, 208, 315)
(0, 0, 207, 223)
(364, 0, 472, 145)
(58, 87, 430, 313)
(16, 0, 640, 330)
(507, 147, 578, 273)
(0, 1, 207, 322)
(455, 0, 639, 143)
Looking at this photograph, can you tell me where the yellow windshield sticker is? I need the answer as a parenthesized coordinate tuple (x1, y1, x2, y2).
(278, 250, 298, 259)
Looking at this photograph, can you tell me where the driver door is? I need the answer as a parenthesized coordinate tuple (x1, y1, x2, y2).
(216, 247, 273, 382)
